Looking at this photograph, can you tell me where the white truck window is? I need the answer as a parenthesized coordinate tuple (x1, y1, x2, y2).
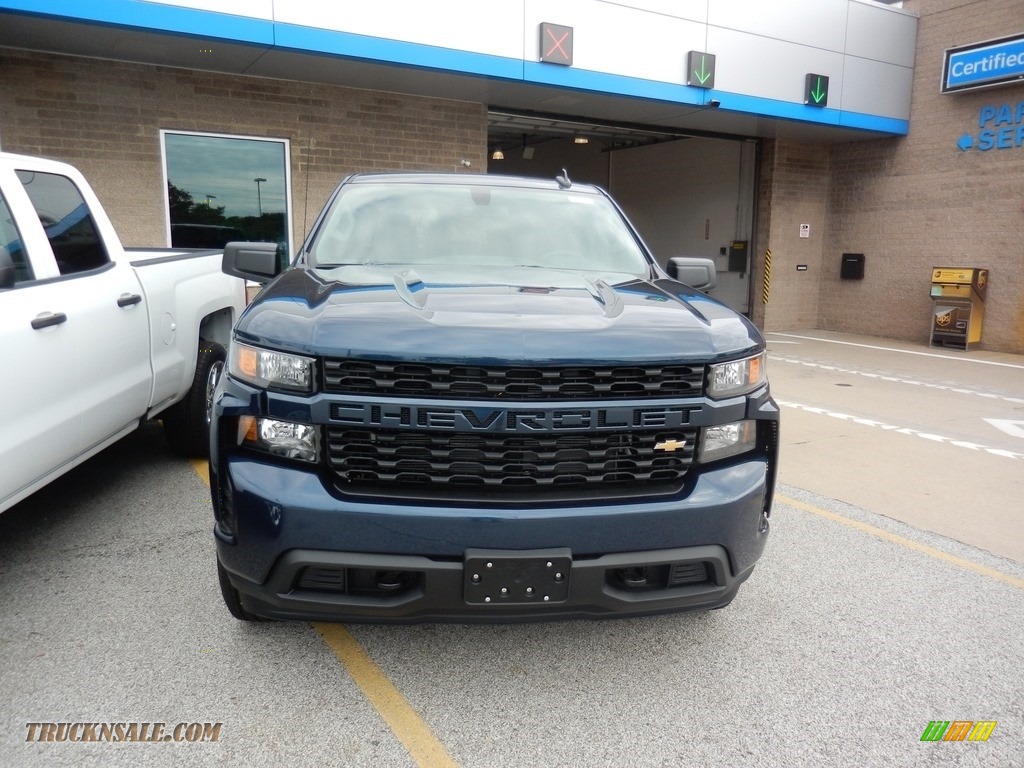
(0, 192, 33, 283)
(14, 170, 110, 276)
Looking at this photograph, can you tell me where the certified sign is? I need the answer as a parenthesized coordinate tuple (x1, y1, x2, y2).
(942, 34, 1024, 93)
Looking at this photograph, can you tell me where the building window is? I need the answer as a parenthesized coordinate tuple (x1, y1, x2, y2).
(161, 131, 291, 268)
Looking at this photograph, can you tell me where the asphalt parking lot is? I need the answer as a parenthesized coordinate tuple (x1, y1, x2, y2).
(1, 330, 1022, 767)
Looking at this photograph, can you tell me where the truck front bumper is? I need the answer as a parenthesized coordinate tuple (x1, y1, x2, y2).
(213, 456, 772, 623)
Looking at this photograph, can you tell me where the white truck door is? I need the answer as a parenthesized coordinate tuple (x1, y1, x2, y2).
(13, 168, 151, 453)
(0, 187, 86, 508)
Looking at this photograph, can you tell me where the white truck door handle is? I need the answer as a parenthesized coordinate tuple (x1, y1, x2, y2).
(117, 293, 143, 308)
(31, 312, 68, 330)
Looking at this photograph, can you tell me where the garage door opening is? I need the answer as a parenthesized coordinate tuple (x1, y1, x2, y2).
(487, 111, 758, 315)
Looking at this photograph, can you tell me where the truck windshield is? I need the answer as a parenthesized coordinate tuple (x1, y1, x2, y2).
(308, 181, 650, 275)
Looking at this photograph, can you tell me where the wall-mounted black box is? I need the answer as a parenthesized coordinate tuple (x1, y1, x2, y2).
(840, 253, 865, 279)
(729, 240, 748, 272)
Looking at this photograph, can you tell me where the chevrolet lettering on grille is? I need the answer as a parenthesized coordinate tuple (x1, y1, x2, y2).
(330, 403, 691, 432)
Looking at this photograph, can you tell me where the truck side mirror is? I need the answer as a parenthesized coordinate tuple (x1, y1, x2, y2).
(0, 246, 15, 290)
(667, 256, 717, 292)
(222, 241, 281, 284)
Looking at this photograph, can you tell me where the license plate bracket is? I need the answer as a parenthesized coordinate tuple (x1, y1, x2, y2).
(463, 548, 572, 605)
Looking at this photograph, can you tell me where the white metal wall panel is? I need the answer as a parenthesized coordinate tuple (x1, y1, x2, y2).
(602, 0, 708, 24)
(272, 0, 526, 58)
(707, 28, 847, 105)
(840, 56, 914, 119)
(846, 1, 918, 68)
(707, 0, 849, 50)
(143, 0, 274, 19)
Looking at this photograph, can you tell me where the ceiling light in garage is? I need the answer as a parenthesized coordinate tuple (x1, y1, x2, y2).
(491, 149, 505, 160)
(573, 135, 589, 144)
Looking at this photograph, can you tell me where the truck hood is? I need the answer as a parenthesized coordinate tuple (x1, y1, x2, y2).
(234, 265, 763, 363)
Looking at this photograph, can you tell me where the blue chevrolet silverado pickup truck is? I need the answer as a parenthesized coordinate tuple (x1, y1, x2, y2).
(211, 171, 778, 623)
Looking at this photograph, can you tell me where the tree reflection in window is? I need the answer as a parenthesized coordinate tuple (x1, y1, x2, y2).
(162, 131, 291, 269)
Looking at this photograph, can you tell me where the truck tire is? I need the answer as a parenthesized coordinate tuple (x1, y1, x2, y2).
(163, 341, 226, 458)
(217, 559, 259, 621)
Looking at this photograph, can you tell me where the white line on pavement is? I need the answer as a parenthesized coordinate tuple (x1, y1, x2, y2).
(775, 400, 1024, 460)
(769, 356, 1024, 405)
(767, 333, 1024, 370)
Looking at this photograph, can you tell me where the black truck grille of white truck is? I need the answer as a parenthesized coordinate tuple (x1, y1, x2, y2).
(326, 428, 697, 501)
(321, 359, 705, 400)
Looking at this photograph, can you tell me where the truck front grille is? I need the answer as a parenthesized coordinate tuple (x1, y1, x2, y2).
(326, 427, 697, 501)
(322, 359, 705, 400)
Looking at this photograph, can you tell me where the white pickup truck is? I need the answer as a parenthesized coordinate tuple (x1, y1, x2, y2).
(0, 151, 247, 514)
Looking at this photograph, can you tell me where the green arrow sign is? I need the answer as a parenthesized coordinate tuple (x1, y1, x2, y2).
(804, 73, 829, 107)
(687, 51, 716, 89)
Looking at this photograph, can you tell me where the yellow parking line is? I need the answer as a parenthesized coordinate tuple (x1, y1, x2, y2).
(315, 623, 459, 768)
(778, 493, 1024, 591)
(188, 458, 458, 768)
(189, 458, 209, 485)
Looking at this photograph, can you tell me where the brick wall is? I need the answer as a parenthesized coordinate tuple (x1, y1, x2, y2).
(821, 0, 1024, 352)
(0, 50, 488, 250)
(755, 139, 830, 331)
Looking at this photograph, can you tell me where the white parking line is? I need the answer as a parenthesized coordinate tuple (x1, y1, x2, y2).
(985, 418, 1024, 439)
(770, 356, 1024, 406)
(775, 400, 1024, 460)
(767, 333, 1024, 370)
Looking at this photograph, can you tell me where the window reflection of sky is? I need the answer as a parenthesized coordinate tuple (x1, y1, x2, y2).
(164, 133, 287, 217)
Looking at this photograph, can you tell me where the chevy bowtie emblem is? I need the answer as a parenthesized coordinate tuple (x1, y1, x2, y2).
(654, 438, 687, 452)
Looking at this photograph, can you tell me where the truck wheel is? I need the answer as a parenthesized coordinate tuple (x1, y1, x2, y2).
(163, 341, 226, 458)
(217, 559, 259, 621)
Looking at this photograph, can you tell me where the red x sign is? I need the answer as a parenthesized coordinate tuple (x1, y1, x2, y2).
(539, 23, 573, 66)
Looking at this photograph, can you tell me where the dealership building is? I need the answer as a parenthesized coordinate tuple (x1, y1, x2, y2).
(1, 0, 1021, 353)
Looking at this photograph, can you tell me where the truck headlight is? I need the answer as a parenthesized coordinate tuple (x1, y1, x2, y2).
(708, 352, 766, 399)
(699, 420, 757, 463)
(230, 341, 315, 392)
(238, 416, 319, 463)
